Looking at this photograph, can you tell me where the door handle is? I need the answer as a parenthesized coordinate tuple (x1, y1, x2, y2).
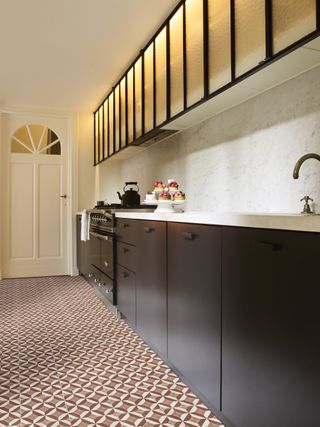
(123, 247, 130, 253)
(182, 232, 195, 240)
(258, 241, 282, 252)
(60, 194, 67, 199)
(144, 227, 154, 233)
(121, 271, 129, 278)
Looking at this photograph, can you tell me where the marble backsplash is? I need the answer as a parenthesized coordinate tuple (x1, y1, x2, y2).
(99, 65, 320, 214)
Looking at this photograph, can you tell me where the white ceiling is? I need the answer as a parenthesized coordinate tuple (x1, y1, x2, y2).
(0, 0, 176, 112)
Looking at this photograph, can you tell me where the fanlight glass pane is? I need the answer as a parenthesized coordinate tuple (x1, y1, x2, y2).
(114, 85, 120, 152)
(135, 58, 143, 138)
(235, 0, 266, 76)
(11, 140, 31, 154)
(144, 43, 154, 133)
(127, 68, 134, 143)
(120, 77, 127, 148)
(155, 28, 167, 126)
(103, 99, 109, 158)
(109, 93, 114, 156)
(273, 0, 316, 53)
(11, 124, 61, 155)
(186, 0, 203, 107)
(208, 0, 231, 93)
(170, 6, 184, 117)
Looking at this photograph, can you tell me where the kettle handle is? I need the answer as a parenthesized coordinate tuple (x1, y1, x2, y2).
(124, 182, 139, 192)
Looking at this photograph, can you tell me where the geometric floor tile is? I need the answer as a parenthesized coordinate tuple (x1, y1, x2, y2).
(0, 276, 224, 426)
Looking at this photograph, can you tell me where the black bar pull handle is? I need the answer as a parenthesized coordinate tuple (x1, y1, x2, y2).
(259, 241, 282, 252)
(123, 223, 129, 228)
(123, 247, 130, 253)
(144, 227, 154, 233)
(122, 271, 129, 278)
(182, 232, 195, 241)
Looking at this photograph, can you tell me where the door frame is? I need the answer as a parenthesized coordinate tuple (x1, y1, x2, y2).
(0, 108, 79, 279)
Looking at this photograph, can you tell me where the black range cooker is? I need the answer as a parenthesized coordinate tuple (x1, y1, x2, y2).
(85, 204, 156, 305)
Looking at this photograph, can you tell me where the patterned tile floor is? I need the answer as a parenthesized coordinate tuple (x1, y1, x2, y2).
(0, 276, 223, 427)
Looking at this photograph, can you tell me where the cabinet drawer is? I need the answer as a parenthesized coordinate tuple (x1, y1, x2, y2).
(116, 219, 138, 245)
(117, 265, 136, 326)
(117, 242, 137, 272)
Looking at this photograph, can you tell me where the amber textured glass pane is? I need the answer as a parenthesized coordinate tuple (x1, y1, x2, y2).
(94, 112, 99, 163)
(134, 58, 142, 138)
(120, 78, 127, 148)
(273, 0, 316, 53)
(235, 0, 265, 76)
(99, 107, 103, 160)
(103, 99, 109, 158)
(155, 28, 167, 126)
(108, 93, 114, 156)
(186, 0, 203, 107)
(127, 68, 134, 143)
(114, 85, 120, 152)
(208, 0, 231, 93)
(144, 44, 154, 133)
(170, 6, 184, 117)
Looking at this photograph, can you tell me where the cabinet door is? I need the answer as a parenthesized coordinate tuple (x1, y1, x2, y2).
(117, 265, 136, 326)
(168, 223, 221, 410)
(136, 221, 167, 356)
(222, 227, 320, 427)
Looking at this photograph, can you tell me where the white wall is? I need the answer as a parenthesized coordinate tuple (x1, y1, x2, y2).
(77, 111, 96, 210)
(0, 112, 3, 279)
(87, 65, 320, 214)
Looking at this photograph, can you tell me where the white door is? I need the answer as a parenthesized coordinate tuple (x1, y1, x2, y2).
(2, 113, 70, 278)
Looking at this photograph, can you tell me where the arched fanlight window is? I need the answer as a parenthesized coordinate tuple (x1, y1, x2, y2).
(11, 124, 61, 155)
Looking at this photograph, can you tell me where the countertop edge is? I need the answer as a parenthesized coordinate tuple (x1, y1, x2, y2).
(114, 211, 320, 233)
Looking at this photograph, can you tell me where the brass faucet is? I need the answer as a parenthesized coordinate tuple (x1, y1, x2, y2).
(293, 153, 320, 179)
(293, 153, 320, 214)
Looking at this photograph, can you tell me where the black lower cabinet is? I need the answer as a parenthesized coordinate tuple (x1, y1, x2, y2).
(136, 221, 167, 357)
(117, 265, 136, 326)
(168, 223, 222, 411)
(222, 227, 320, 427)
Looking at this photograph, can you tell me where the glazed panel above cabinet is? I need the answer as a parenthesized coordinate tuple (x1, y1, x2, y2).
(93, 0, 319, 165)
(273, 0, 317, 53)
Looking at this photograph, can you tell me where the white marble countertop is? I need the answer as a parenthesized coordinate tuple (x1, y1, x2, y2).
(115, 211, 320, 233)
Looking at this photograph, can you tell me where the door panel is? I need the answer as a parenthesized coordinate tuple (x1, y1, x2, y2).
(10, 163, 34, 259)
(168, 223, 221, 408)
(168, 222, 222, 410)
(38, 163, 62, 258)
(222, 227, 320, 427)
(136, 221, 167, 356)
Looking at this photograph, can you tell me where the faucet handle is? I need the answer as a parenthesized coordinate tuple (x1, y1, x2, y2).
(300, 195, 313, 202)
(300, 196, 314, 214)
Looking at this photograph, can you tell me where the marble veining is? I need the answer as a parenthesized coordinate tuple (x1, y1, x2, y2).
(99, 65, 320, 214)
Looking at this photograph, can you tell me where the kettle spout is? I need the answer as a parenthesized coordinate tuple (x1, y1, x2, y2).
(117, 191, 122, 201)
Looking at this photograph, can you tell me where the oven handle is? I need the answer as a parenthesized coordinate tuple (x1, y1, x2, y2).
(90, 231, 113, 241)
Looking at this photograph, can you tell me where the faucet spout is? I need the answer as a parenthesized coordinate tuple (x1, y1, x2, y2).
(293, 153, 320, 179)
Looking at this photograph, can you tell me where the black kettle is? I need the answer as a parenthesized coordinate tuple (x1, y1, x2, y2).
(117, 182, 140, 206)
